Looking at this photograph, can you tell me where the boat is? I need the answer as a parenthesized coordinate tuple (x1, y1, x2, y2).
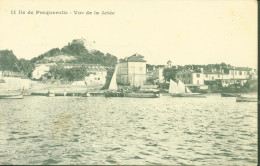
(47, 90, 55, 97)
(105, 64, 159, 98)
(0, 79, 23, 99)
(104, 64, 120, 97)
(0, 94, 23, 99)
(169, 79, 206, 98)
(221, 93, 241, 97)
(0, 90, 23, 99)
(236, 96, 257, 102)
(124, 92, 159, 98)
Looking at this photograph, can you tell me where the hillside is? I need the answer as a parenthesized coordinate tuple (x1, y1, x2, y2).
(31, 42, 118, 67)
(0, 50, 34, 76)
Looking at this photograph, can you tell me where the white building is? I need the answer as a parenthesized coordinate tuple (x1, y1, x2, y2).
(32, 63, 55, 80)
(176, 66, 257, 88)
(147, 67, 164, 83)
(176, 70, 204, 85)
(117, 54, 147, 87)
(84, 67, 107, 86)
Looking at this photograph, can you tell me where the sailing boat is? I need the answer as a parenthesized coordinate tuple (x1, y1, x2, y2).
(169, 79, 206, 98)
(105, 63, 159, 98)
(108, 64, 118, 91)
(105, 64, 124, 97)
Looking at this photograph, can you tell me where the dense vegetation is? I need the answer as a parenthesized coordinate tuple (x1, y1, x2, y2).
(31, 43, 118, 66)
(47, 65, 87, 82)
(0, 50, 34, 76)
(0, 40, 118, 80)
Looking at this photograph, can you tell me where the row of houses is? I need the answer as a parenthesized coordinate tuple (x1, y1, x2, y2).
(117, 56, 257, 89)
(5, 53, 256, 89)
(175, 66, 257, 87)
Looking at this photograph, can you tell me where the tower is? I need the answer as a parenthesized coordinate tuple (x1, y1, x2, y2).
(167, 60, 172, 68)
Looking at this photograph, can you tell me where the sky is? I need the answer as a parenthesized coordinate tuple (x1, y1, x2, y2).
(0, 0, 257, 68)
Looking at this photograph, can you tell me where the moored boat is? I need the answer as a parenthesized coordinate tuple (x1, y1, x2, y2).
(124, 92, 159, 98)
(0, 90, 24, 99)
(236, 96, 257, 102)
(169, 79, 206, 98)
(172, 93, 206, 98)
(47, 90, 55, 97)
(0, 78, 24, 99)
(221, 93, 241, 97)
(0, 94, 23, 99)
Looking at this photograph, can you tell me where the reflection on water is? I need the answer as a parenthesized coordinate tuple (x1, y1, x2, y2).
(0, 94, 257, 165)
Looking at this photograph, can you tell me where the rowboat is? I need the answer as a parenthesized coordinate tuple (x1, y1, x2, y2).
(0, 94, 23, 99)
(124, 92, 159, 98)
(236, 96, 257, 102)
(221, 93, 241, 97)
(0, 88, 24, 99)
(172, 93, 206, 98)
(46, 89, 55, 97)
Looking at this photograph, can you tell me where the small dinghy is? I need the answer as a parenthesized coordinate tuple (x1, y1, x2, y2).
(221, 93, 241, 97)
(236, 96, 257, 102)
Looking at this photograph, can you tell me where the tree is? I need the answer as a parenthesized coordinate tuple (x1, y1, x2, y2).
(163, 68, 178, 82)
(16, 58, 34, 75)
(49, 65, 86, 82)
(0, 50, 18, 71)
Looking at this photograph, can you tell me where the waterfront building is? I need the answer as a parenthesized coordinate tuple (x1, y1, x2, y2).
(176, 70, 204, 85)
(146, 66, 164, 83)
(32, 63, 107, 84)
(64, 63, 107, 86)
(176, 65, 257, 88)
(84, 67, 107, 86)
(117, 53, 147, 87)
(32, 63, 56, 80)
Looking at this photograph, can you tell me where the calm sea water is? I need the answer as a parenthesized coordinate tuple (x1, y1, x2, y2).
(0, 94, 257, 165)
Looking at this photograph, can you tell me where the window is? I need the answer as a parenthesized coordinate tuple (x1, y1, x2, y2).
(196, 74, 200, 78)
(218, 75, 220, 78)
(239, 71, 242, 75)
(206, 74, 208, 78)
(197, 80, 199, 84)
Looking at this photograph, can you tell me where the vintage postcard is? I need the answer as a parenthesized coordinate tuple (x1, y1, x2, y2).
(0, 0, 257, 165)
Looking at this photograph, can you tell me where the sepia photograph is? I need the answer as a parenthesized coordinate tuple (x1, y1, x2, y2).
(0, 0, 258, 165)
